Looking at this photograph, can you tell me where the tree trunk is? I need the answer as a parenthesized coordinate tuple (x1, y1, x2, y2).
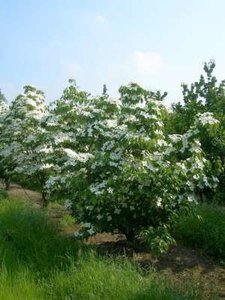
(125, 229, 136, 242)
(41, 190, 48, 208)
(4, 178, 10, 191)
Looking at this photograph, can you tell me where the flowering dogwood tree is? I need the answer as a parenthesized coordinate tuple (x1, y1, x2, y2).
(0, 85, 52, 206)
(44, 79, 94, 199)
(46, 83, 218, 251)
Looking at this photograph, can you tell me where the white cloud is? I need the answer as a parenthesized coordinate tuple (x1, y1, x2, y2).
(95, 14, 106, 24)
(132, 51, 164, 75)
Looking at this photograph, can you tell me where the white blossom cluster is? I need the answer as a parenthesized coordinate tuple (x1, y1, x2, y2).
(197, 112, 219, 126)
(0, 80, 219, 236)
(0, 85, 53, 204)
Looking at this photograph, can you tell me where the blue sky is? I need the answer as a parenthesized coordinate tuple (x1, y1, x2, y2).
(1, 0, 225, 105)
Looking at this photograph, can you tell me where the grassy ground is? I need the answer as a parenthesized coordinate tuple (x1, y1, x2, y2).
(1, 184, 225, 298)
(0, 196, 204, 300)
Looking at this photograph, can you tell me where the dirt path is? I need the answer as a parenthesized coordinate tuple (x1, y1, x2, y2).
(2, 183, 225, 299)
(137, 245, 225, 299)
(5, 183, 42, 207)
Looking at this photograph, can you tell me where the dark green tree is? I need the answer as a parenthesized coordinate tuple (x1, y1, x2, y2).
(166, 61, 225, 202)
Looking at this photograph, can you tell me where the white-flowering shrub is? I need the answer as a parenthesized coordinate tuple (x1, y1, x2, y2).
(44, 80, 94, 199)
(0, 85, 52, 205)
(47, 83, 218, 250)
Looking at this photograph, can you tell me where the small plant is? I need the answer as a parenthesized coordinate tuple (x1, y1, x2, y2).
(140, 225, 176, 256)
(60, 214, 76, 227)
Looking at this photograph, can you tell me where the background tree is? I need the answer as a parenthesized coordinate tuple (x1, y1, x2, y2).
(165, 61, 225, 202)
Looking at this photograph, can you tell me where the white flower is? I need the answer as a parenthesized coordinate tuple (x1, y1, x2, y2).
(109, 161, 119, 167)
(197, 112, 219, 126)
(169, 134, 182, 143)
(114, 208, 121, 215)
(187, 194, 195, 202)
(40, 163, 54, 170)
(97, 214, 102, 220)
(157, 139, 167, 147)
(87, 205, 94, 211)
(64, 199, 72, 209)
(89, 181, 107, 194)
(110, 151, 121, 161)
(38, 146, 53, 153)
(87, 228, 95, 235)
(156, 197, 162, 207)
(107, 187, 114, 194)
(74, 231, 81, 238)
(106, 119, 117, 128)
(107, 215, 112, 221)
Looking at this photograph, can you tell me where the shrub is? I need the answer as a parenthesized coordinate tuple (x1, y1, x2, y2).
(47, 82, 218, 253)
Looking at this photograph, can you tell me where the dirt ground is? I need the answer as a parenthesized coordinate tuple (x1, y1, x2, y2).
(3, 183, 225, 299)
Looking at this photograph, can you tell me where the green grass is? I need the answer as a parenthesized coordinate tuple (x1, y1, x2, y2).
(0, 255, 202, 300)
(173, 203, 225, 260)
(43, 254, 203, 300)
(0, 199, 77, 274)
(0, 188, 8, 199)
(0, 267, 44, 300)
(0, 198, 204, 299)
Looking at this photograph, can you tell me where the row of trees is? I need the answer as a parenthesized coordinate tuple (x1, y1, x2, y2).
(0, 61, 223, 251)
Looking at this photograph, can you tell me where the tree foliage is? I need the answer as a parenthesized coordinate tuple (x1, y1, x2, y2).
(45, 82, 218, 252)
(166, 61, 225, 202)
(0, 70, 223, 252)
